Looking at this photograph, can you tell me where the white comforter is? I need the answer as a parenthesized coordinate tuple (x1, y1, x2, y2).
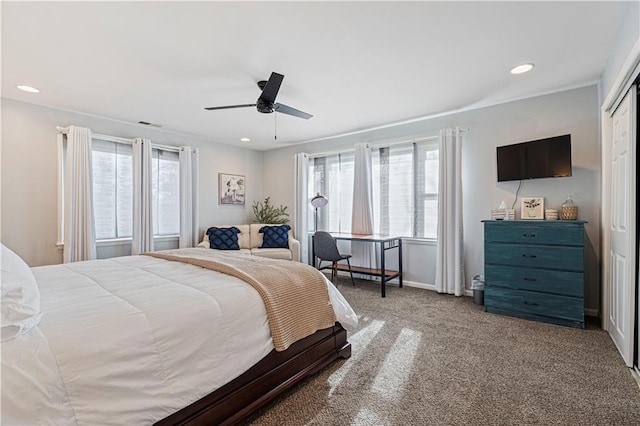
(1, 254, 357, 425)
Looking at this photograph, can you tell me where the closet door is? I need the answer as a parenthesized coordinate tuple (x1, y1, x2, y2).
(608, 86, 637, 367)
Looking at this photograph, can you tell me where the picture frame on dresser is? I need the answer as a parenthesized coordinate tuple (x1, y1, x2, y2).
(520, 197, 544, 220)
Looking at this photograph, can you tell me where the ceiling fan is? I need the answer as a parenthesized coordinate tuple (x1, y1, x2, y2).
(204, 72, 313, 119)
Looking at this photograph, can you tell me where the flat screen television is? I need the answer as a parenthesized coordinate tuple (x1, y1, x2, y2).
(496, 134, 572, 182)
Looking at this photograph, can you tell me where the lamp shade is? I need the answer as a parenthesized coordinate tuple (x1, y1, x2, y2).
(310, 193, 328, 208)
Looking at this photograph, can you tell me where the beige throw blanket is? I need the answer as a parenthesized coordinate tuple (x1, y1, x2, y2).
(144, 248, 336, 351)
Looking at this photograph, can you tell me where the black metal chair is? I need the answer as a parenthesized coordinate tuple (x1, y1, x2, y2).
(313, 231, 355, 286)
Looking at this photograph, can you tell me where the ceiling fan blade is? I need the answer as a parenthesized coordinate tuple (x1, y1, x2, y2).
(258, 72, 284, 104)
(274, 103, 313, 119)
(204, 104, 256, 111)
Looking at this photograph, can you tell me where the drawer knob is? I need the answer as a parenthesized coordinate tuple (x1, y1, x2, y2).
(523, 277, 538, 282)
(523, 301, 539, 306)
(521, 254, 537, 258)
(523, 233, 537, 237)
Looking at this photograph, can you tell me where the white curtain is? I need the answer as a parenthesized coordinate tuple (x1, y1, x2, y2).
(351, 143, 377, 267)
(293, 153, 309, 263)
(435, 127, 464, 296)
(179, 146, 199, 248)
(132, 138, 154, 254)
(62, 126, 97, 263)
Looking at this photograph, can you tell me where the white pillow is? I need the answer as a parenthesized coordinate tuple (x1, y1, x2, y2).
(1, 244, 42, 341)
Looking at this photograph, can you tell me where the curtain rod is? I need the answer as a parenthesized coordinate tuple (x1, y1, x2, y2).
(57, 126, 181, 152)
(308, 147, 355, 159)
(152, 143, 180, 152)
(374, 128, 469, 148)
(307, 128, 470, 158)
(371, 134, 438, 149)
(57, 127, 135, 145)
(308, 134, 439, 159)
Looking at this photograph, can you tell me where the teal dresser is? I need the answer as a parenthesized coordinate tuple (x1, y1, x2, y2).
(482, 220, 586, 328)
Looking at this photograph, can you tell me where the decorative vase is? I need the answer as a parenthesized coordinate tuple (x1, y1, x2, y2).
(561, 195, 578, 220)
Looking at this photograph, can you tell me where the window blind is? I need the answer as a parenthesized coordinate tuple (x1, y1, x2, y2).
(415, 141, 439, 239)
(90, 140, 180, 241)
(308, 153, 354, 233)
(151, 148, 180, 236)
(92, 139, 133, 239)
(308, 140, 439, 239)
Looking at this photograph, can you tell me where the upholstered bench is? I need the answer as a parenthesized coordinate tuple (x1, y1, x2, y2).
(197, 224, 300, 261)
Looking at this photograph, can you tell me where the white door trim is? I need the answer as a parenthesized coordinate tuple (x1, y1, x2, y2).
(608, 88, 636, 367)
(600, 39, 640, 334)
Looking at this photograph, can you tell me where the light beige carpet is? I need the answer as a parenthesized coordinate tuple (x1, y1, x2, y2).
(248, 277, 640, 425)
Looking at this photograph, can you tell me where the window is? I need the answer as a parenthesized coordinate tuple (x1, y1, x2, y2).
(372, 144, 414, 237)
(151, 148, 180, 236)
(59, 133, 183, 246)
(308, 153, 354, 233)
(90, 140, 180, 241)
(308, 140, 439, 239)
(415, 142, 439, 239)
(92, 139, 133, 239)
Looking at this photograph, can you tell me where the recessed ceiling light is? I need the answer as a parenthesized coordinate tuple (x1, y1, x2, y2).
(510, 63, 534, 75)
(240, 137, 251, 142)
(17, 85, 40, 93)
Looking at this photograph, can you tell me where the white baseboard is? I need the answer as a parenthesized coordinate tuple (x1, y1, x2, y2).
(334, 274, 599, 311)
(342, 272, 475, 297)
(402, 280, 435, 291)
(400, 280, 474, 297)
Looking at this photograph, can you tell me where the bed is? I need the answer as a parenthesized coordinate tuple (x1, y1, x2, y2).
(1, 245, 357, 425)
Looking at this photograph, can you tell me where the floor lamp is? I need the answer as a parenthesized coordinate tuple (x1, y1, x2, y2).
(310, 193, 328, 232)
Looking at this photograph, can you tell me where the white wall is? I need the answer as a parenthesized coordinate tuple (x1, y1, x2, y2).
(600, 1, 639, 104)
(1, 98, 263, 266)
(263, 86, 600, 312)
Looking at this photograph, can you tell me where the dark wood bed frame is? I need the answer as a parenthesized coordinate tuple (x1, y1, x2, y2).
(154, 323, 351, 425)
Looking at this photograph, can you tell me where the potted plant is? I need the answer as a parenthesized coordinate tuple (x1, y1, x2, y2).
(252, 197, 289, 224)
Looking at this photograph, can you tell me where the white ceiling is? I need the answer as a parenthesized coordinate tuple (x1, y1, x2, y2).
(1, 1, 631, 150)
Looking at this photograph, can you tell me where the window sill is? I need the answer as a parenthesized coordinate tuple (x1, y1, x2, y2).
(402, 237, 437, 246)
(56, 235, 179, 249)
(97, 238, 133, 247)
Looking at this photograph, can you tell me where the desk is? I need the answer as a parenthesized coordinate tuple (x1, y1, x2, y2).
(311, 233, 403, 298)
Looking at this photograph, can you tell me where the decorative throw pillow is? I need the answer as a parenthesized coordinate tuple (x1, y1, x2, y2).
(206, 227, 241, 250)
(1, 244, 42, 342)
(260, 225, 291, 249)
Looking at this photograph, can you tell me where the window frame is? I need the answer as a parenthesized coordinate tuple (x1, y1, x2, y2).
(92, 137, 135, 241)
(150, 146, 181, 238)
(413, 140, 439, 240)
(307, 136, 440, 242)
(56, 132, 181, 247)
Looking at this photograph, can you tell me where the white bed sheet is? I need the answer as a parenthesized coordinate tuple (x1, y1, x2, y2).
(1, 254, 356, 425)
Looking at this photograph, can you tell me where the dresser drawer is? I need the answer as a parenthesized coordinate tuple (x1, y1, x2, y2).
(485, 287, 583, 322)
(485, 264, 584, 297)
(485, 243, 583, 271)
(484, 223, 583, 246)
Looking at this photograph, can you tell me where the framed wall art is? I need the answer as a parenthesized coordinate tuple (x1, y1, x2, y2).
(219, 173, 245, 205)
(520, 197, 544, 220)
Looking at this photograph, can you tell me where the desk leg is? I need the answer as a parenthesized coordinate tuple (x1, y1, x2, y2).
(398, 238, 403, 288)
(380, 241, 386, 298)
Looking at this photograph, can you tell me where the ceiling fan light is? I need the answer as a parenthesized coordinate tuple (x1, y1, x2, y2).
(510, 63, 534, 75)
(240, 137, 250, 142)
